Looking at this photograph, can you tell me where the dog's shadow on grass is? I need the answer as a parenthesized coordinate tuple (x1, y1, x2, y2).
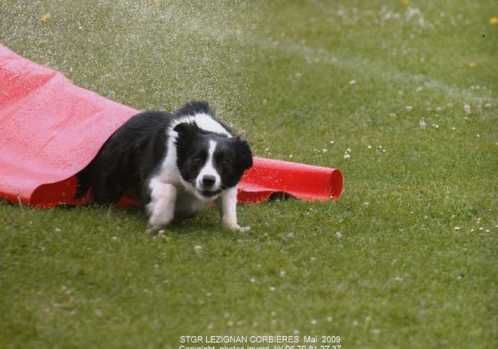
(52, 192, 296, 238)
(103, 204, 232, 237)
(137, 192, 295, 237)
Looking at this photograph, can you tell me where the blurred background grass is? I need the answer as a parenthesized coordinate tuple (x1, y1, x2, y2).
(0, 1, 497, 348)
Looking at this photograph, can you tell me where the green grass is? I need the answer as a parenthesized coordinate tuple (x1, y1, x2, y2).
(1, 1, 497, 348)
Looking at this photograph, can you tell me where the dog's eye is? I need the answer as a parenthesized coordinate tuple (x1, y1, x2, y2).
(191, 155, 204, 166)
(220, 159, 232, 168)
(216, 152, 233, 168)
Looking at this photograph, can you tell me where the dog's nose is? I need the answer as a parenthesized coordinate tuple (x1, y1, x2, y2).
(202, 175, 216, 188)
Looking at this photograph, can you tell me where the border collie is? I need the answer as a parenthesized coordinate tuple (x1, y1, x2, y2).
(76, 101, 253, 233)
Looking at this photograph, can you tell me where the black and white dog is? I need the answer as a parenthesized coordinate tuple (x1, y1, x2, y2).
(76, 101, 253, 233)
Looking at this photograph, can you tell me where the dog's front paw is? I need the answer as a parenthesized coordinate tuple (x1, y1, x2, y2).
(223, 222, 251, 233)
(236, 225, 251, 233)
(146, 226, 166, 237)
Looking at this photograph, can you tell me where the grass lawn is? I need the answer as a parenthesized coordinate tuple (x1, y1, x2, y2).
(1, 1, 497, 348)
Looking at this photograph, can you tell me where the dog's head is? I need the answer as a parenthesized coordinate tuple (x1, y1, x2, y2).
(174, 122, 253, 201)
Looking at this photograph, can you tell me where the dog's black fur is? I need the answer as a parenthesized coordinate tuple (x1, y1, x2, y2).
(76, 110, 170, 204)
(76, 101, 252, 211)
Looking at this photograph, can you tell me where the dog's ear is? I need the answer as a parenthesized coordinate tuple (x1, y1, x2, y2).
(174, 122, 199, 138)
(234, 137, 253, 171)
(174, 123, 200, 155)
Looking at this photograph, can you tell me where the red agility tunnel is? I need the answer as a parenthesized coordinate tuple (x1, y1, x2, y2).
(0, 45, 343, 208)
(239, 157, 343, 203)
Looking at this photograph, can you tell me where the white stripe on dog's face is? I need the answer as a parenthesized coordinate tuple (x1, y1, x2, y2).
(170, 113, 232, 138)
(192, 113, 232, 137)
(196, 140, 220, 191)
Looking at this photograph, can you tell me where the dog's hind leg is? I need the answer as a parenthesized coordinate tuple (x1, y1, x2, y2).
(75, 165, 92, 199)
(146, 178, 177, 234)
(92, 174, 123, 204)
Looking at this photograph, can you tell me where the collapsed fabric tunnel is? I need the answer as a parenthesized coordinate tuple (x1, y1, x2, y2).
(0, 45, 343, 208)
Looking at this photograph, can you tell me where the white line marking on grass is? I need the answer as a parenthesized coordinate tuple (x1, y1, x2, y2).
(182, 20, 495, 104)
(238, 35, 496, 104)
(124, 2, 495, 105)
